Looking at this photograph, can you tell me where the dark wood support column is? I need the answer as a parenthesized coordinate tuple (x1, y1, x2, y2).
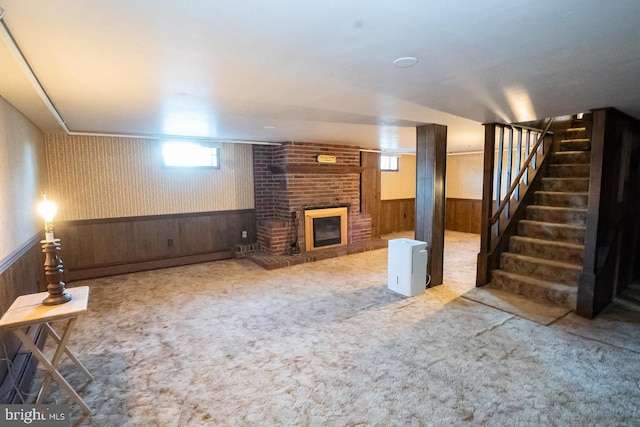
(415, 124, 447, 286)
(476, 124, 497, 286)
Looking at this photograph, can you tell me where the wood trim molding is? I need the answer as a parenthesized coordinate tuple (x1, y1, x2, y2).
(267, 164, 364, 174)
(447, 197, 481, 202)
(0, 233, 42, 275)
(381, 197, 415, 202)
(65, 250, 233, 282)
(59, 209, 256, 226)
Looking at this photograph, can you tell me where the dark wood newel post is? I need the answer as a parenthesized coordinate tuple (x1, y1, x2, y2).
(415, 124, 447, 287)
(476, 123, 496, 287)
(577, 109, 606, 318)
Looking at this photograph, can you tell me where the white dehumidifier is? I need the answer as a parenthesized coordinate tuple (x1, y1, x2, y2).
(387, 238, 428, 297)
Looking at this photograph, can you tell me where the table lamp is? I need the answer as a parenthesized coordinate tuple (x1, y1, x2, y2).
(38, 195, 72, 305)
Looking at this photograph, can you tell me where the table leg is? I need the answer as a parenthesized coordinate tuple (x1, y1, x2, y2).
(36, 318, 77, 404)
(13, 328, 91, 415)
(43, 322, 94, 381)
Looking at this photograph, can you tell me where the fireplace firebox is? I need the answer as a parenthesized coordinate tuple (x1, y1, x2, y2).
(304, 207, 348, 251)
(313, 216, 341, 247)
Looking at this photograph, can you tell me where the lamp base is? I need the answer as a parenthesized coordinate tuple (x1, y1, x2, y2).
(41, 239, 72, 305)
(42, 290, 72, 306)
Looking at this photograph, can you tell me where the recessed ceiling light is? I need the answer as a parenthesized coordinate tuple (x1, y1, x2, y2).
(393, 57, 419, 68)
(264, 126, 276, 129)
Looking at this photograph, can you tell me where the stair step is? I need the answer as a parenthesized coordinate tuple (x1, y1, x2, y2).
(560, 127, 588, 140)
(518, 220, 586, 244)
(541, 177, 589, 192)
(534, 191, 588, 208)
(552, 151, 591, 164)
(559, 139, 591, 151)
(547, 164, 590, 178)
(526, 205, 587, 225)
(484, 120, 593, 311)
(518, 219, 586, 245)
(509, 236, 584, 264)
(490, 269, 577, 310)
(500, 253, 581, 285)
(561, 137, 589, 142)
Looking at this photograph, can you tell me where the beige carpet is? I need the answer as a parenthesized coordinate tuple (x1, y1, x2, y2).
(29, 231, 640, 426)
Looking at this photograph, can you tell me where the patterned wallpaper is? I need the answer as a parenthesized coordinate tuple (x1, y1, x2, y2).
(0, 96, 46, 263)
(44, 134, 255, 221)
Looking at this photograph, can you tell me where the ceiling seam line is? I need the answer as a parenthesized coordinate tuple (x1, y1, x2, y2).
(1, 15, 282, 145)
(0, 18, 69, 133)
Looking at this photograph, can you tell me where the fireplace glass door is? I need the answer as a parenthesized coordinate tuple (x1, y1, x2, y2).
(304, 207, 348, 251)
(313, 216, 342, 247)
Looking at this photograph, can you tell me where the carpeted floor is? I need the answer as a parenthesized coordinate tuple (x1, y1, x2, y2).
(29, 231, 640, 426)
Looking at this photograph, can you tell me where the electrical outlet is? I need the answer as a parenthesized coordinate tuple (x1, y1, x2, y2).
(241, 231, 248, 239)
(167, 238, 174, 247)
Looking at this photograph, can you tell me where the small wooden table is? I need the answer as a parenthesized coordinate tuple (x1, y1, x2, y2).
(0, 286, 93, 415)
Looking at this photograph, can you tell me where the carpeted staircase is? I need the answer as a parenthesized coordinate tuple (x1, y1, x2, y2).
(490, 120, 591, 310)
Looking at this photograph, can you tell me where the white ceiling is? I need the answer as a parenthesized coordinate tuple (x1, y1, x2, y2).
(1, 0, 640, 153)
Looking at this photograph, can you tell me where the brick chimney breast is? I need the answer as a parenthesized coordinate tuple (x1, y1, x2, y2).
(253, 142, 371, 254)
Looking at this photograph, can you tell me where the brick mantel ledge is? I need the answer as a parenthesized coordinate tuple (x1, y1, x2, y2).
(267, 164, 364, 175)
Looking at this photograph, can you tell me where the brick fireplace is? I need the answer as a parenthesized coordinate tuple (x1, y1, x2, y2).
(253, 142, 372, 255)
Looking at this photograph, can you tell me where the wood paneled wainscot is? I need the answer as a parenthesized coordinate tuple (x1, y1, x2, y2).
(56, 209, 256, 281)
(0, 238, 47, 403)
(445, 198, 482, 234)
(380, 199, 415, 235)
(381, 198, 481, 235)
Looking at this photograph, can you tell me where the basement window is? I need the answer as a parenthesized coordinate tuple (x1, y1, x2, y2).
(380, 155, 399, 171)
(162, 141, 219, 168)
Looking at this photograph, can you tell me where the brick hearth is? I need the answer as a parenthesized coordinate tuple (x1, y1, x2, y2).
(246, 238, 388, 270)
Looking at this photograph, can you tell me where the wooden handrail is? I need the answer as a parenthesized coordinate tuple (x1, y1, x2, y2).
(490, 118, 554, 225)
(477, 117, 556, 287)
